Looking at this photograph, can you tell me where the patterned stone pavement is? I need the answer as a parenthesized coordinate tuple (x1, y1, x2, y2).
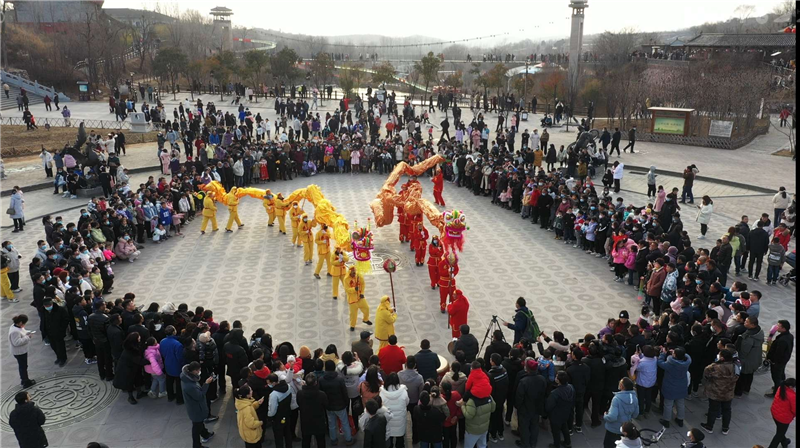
(0, 172, 795, 448)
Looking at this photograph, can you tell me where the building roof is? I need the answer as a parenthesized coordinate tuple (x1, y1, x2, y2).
(103, 8, 175, 24)
(685, 33, 796, 48)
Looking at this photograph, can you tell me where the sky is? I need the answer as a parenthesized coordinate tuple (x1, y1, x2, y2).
(102, 0, 788, 41)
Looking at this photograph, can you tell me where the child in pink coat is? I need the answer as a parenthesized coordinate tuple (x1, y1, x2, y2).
(144, 337, 166, 398)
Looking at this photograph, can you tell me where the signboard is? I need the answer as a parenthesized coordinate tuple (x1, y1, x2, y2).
(652, 117, 686, 135)
(78, 84, 88, 92)
(708, 120, 734, 138)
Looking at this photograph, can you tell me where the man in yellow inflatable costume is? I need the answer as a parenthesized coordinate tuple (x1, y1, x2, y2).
(297, 213, 316, 265)
(262, 190, 277, 227)
(330, 248, 349, 300)
(224, 187, 244, 232)
(374, 295, 397, 350)
(274, 193, 288, 234)
(290, 202, 304, 246)
(345, 266, 372, 332)
(314, 224, 331, 279)
(200, 191, 219, 234)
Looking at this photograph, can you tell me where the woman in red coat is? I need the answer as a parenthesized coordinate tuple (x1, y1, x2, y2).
(769, 378, 796, 448)
(447, 289, 469, 339)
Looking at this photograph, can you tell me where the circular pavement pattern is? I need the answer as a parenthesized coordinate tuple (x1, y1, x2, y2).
(0, 373, 119, 431)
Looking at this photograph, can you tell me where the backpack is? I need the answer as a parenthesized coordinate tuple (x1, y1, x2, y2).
(735, 234, 746, 255)
(519, 309, 541, 343)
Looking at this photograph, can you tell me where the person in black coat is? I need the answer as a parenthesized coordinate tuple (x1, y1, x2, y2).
(658, 196, 679, 233)
(766, 320, 794, 396)
(224, 331, 249, 389)
(31, 275, 47, 342)
(8, 391, 47, 448)
(717, 236, 733, 285)
(501, 349, 524, 424)
(487, 354, 509, 441)
(113, 332, 147, 404)
(107, 314, 125, 362)
(483, 330, 511, 369)
(546, 371, 575, 448)
(746, 220, 770, 279)
(296, 374, 329, 448)
(566, 349, 591, 432)
(42, 298, 69, 366)
(211, 321, 230, 395)
(414, 339, 441, 382)
(413, 391, 446, 444)
(363, 398, 388, 448)
(584, 344, 606, 427)
(127, 313, 150, 342)
(453, 325, 479, 363)
(515, 359, 547, 448)
(319, 359, 354, 443)
(685, 324, 710, 396)
(88, 302, 113, 380)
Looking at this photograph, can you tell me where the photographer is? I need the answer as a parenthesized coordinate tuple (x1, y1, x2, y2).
(503, 297, 535, 344)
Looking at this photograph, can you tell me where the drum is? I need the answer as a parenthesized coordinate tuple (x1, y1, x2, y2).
(447, 340, 455, 355)
(436, 354, 450, 381)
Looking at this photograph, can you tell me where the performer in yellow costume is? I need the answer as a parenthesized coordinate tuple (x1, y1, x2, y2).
(298, 213, 316, 265)
(345, 266, 372, 331)
(274, 193, 289, 234)
(314, 225, 332, 279)
(290, 202, 303, 246)
(262, 190, 276, 226)
(200, 191, 219, 233)
(1, 265, 14, 301)
(374, 295, 397, 350)
(330, 247, 349, 300)
(224, 187, 244, 232)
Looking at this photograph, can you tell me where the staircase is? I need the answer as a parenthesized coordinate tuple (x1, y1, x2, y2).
(0, 85, 44, 111)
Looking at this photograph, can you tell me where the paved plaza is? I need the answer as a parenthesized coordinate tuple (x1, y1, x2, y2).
(0, 165, 795, 447)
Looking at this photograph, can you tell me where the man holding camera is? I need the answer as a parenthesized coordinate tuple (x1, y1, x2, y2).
(504, 297, 533, 344)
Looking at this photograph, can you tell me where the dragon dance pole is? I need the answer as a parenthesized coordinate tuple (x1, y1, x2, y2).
(382, 259, 397, 310)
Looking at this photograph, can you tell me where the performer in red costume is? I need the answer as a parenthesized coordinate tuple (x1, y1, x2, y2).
(411, 222, 429, 266)
(447, 289, 469, 339)
(427, 235, 444, 289)
(437, 253, 459, 312)
(408, 214, 423, 251)
(432, 166, 446, 206)
(397, 205, 409, 243)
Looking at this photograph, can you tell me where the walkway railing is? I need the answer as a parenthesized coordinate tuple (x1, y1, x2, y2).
(0, 71, 71, 103)
(0, 117, 162, 131)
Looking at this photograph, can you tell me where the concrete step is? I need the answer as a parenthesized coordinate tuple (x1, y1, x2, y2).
(1, 84, 45, 111)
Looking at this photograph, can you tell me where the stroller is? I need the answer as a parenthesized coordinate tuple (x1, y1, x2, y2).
(778, 250, 796, 286)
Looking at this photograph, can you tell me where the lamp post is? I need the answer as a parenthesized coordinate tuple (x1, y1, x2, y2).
(523, 59, 530, 108)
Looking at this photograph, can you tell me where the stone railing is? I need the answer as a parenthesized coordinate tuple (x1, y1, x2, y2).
(1, 70, 71, 102)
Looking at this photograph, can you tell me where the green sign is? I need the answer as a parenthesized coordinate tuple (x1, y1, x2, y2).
(653, 117, 685, 135)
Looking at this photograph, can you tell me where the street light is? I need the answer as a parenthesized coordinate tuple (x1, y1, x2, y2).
(523, 58, 530, 109)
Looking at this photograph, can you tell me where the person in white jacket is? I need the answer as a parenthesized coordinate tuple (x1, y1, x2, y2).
(695, 195, 714, 239)
(8, 314, 35, 388)
(379, 372, 409, 445)
(612, 161, 625, 193)
(772, 187, 791, 226)
(39, 148, 54, 178)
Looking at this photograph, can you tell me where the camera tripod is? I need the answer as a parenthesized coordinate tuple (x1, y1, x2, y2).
(479, 315, 506, 355)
